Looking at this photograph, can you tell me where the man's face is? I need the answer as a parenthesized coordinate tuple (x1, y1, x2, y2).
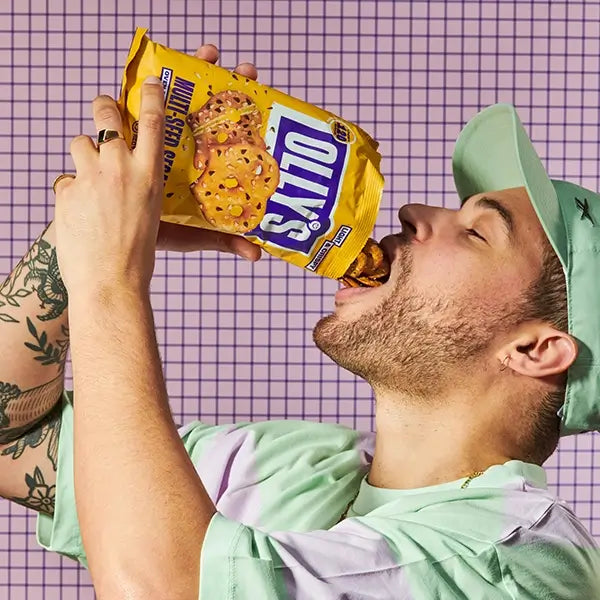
(313, 186, 549, 397)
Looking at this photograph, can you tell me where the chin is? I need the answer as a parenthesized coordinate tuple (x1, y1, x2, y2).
(312, 312, 378, 381)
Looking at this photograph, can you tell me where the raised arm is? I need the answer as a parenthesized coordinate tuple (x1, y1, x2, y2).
(0, 220, 68, 444)
(0, 181, 259, 449)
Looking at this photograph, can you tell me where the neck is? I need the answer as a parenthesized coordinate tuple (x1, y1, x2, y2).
(368, 389, 514, 490)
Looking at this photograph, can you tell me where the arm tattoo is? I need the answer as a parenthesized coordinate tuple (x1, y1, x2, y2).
(0, 225, 68, 323)
(0, 400, 61, 470)
(24, 317, 69, 370)
(26, 241, 69, 321)
(0, 260, 31, 323)
(0, 376, 63, 447)
(8, 465, 55, 516)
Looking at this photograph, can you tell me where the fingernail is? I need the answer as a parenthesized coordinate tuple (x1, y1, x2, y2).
(145, 75, 162, 85)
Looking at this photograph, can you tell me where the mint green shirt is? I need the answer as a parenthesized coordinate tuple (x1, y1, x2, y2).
(37, 391, 600, 598)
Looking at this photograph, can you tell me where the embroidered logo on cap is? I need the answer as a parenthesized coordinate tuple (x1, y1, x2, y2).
(575, 197, 595, 226)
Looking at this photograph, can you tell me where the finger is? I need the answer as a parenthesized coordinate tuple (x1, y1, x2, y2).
(193, 45, 258, 81)
(208, 230, 262, 261)
(234, 62, 258, 81)
(231, 236, 262, 261)
(133, 76, 165, 170)
(92, 95, 127, 153)
(69, 135, 97, 175)
(194, 44, 219, 63)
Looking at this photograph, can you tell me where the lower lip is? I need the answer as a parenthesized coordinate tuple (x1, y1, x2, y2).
(334, 286, 376, 304)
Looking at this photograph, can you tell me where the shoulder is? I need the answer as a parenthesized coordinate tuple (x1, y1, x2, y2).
(180, 419, 374, 528)
(494, 500, 600, 597)
(180, 417, 375, 457)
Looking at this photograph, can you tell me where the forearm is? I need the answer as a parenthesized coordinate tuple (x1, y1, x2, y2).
(0, 221, 69, 443)
(69, 287, 215, 599)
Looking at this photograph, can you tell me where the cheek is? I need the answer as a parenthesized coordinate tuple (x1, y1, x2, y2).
(409, 241, 526, 307)
(410, 241, 475, 298)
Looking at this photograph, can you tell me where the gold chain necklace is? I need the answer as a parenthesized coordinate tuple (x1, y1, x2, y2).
(460, 470, 484, 489)
(336, 470, 485, 525)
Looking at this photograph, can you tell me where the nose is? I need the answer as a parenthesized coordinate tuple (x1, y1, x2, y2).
(397, 203, 440, 243)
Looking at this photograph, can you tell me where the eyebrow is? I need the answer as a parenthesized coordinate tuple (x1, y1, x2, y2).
(470, 196, 515, 241)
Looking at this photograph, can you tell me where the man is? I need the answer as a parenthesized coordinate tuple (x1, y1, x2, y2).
(0, 45, 599, 599)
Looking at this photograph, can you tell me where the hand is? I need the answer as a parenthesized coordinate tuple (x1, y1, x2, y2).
(54, 77, 166, 296)
(156, 44, 261, 261)
(54, 46, 261, 297)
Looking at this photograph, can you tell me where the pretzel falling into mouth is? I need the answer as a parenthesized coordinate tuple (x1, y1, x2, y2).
(339, 238, 390, 287)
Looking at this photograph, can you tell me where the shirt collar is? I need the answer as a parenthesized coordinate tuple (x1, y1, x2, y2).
(351, 459, 547, 517)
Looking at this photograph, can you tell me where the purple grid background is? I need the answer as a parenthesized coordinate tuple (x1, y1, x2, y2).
(1, 0, 599, 596)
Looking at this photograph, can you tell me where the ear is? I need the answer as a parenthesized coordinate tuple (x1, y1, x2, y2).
(497, 324, 578, 379)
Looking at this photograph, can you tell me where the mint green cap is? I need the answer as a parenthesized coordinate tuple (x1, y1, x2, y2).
(452, 103, 600, 436)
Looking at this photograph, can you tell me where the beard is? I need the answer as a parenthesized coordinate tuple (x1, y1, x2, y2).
(313, 243, 520, 399)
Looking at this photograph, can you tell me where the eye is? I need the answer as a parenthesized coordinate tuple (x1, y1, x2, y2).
(466, 228, 487, 242)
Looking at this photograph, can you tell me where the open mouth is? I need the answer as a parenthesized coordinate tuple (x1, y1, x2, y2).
(335, 283, 380, 304)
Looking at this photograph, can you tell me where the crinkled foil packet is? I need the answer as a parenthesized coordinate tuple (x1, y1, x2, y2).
(117, 28, 386, 283)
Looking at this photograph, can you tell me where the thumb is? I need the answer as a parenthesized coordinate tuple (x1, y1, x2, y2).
(156, 221, 261, 260)
(212, 230, 262, 261)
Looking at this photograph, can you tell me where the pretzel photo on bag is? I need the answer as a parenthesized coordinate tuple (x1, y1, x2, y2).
(190, 143, 279, 234)
(186, 89, 279, 234)
(186, 90, 265, 170)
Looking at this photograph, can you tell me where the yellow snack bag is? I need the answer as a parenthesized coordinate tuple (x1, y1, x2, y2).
(117, 28, 384, 281)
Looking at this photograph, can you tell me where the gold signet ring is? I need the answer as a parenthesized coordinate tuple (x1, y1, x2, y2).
(97, 129, 126, 146)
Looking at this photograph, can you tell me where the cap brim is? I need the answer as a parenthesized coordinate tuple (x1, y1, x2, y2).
(452, 103, 568, 268)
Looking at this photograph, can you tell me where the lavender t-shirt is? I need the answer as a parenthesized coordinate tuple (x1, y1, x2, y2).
(37, 391, 600, 599)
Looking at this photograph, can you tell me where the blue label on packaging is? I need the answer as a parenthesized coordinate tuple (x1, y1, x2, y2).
(247, 106, 349, 256)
